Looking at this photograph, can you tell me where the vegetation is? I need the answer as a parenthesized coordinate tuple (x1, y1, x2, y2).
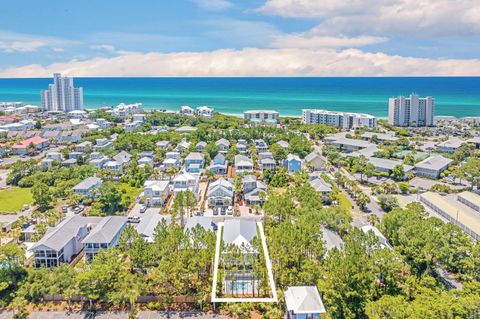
(0, 188, 33, 212)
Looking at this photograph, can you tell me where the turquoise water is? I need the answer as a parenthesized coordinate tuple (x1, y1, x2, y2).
(0, 77, 479, 117)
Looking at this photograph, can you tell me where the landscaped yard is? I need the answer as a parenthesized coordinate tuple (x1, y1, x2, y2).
(337, 192, 353, 211)
(0, 187, 33, 212)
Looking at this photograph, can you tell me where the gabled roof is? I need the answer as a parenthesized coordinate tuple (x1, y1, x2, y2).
(72, 176, 102, 191)
(286, 154, 301, 162)
(136, 212, 169, 242)
(82, 216, 127, 244)
(113, 150, 132, 164)
(235, 154, 253, 166)
(173, 172, 197, 182)
(223, 219, 257, 249)
(309, 177, 332, 193)
(144, 180, 170, 192)
(284, 286, 326, 314)
(304, 151, 321, 163)
(215, 138, 230, 146)
(185, 216, 216, 232)
(31, 216, 102, 251)
(185, 152, 205, 161)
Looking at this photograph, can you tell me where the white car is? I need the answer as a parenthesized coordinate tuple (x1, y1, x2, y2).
(226, 206, 233, 215)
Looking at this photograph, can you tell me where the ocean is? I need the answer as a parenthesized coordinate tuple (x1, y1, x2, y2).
(1, 77, 479, 118)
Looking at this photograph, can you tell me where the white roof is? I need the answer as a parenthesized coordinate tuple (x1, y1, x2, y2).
(437, 137, 465, 149)
(415, 155, 453, 170)
(361, 225, 392, 249)
(284, 286, 326, 314)
(144, 180, 170, 192)
(223, 219, 257, 250)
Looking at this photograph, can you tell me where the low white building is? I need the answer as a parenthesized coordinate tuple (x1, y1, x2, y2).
(414, 155, 453, 179)
(437, 137, 465, 153)
(244, 110, 279, 125)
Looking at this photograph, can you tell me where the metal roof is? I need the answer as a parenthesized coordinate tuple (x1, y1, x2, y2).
(31, 216, 102, 251)
(284, 286, 326, 314)
(82, 216, 127, 244)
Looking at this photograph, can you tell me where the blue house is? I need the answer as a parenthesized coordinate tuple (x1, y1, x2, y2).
(184, 152, 205, 173)
(284, 154, 302, 173)
(209, 153, 228, 175)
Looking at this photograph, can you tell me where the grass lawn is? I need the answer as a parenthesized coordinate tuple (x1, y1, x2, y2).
(337, 192, 353, 211)
(0, 187, 33, 213)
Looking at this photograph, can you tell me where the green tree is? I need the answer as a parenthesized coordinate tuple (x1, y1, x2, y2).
(32, 182, 53, 211)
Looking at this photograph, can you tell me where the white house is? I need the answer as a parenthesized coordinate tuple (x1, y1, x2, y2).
(207, 178, 234, 207)
(180, 105, 195, 116)
(215, 138, 230, 153)
(172, 172, 199, 196)
(285, 286, 326, 319)
(143, 180, 171, 206)
(195, 106, 214, 118)
(235, 154, 254, 174)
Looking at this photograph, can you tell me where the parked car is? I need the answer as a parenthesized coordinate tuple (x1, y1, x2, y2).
(61, 205, 69, 213)
(220, 207, 226, 215)
(139, 205, 147, 213)
(226, 206, 233, 215)
(128, 216, 141, 223)
(213, 207, 218, 215)
(72, 205, 84, 214)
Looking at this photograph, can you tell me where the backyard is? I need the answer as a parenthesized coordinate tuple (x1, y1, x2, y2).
(0, 187, 33, 213)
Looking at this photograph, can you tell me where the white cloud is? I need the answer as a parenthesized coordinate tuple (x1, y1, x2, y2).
(271, 34, 386, 49)
(0, 30, 73, 53)
(258, 0, 480, 36)
(1, 48, 480, 77)
(190, 0, 232, 11)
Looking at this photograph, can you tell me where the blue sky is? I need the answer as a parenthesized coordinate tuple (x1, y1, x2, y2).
(1, 0, 480, 76)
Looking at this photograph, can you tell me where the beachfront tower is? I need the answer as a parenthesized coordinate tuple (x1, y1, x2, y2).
(41, 73, 84, 112)
(388, 93, 434, 127)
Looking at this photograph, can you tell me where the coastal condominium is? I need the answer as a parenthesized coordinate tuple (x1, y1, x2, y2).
(388, 94, 434, 127)
(244, 110, 279, 124)
(302, 109, 377, 129)
(41, 73, 84, 112)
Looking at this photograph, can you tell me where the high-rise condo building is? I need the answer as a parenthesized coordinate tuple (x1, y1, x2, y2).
(41, 73, 84, 112)
(388, 94, 434, 127)
(302, 109, 377, 129)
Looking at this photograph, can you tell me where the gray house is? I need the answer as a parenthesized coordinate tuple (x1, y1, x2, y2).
(82, 216, 128, 261)
(72, 176, 103, 198)
(30, 216, 101, 268)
